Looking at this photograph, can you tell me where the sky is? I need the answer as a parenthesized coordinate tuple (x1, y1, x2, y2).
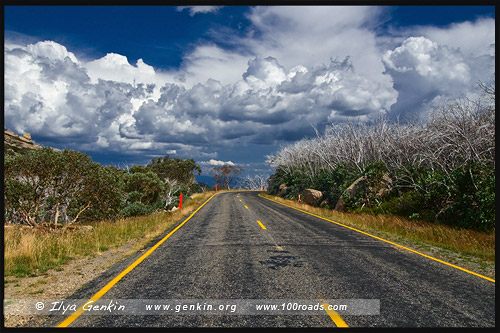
(3, 5, 495, 180)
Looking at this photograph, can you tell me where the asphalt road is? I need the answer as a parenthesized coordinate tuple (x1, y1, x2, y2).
(48, 191, 495, 328)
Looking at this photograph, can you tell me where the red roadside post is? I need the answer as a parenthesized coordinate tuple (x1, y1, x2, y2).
(179, 193, 183, 212)
(215, 184, 218, 192)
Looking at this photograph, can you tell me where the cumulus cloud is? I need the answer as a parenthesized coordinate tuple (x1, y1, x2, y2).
(4, 8, 495, 169)
(382, 34, 492, 120)
(85, 53, 155, 84)
(416, 18, 495, 59)
(243, 7, 388, 81)
(200, 159, 235, 166)
(5, 39, 398, 163)
(178, 6, 391, 88)
(383, 37, 470, 81)
(26, 40, 79, 64)
(177, 6, 222, 16)
(416, 18, 495, 97)
(178, 44, 251, 86)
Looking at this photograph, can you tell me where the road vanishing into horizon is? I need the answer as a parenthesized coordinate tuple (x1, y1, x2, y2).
(47, 191, 495, 328)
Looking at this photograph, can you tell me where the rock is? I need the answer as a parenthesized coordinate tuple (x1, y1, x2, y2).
(319, 199, 329, 207)
(302, 189, 323, 205)
(376, 173, 393, 197)
(4, 129, 43, 155)
(169, 206, 178, 212)
(334, 173, 393, 211)
(334, 199, 344, 211)
(278, 184, 288, 196)
(335, 176, 368, 211)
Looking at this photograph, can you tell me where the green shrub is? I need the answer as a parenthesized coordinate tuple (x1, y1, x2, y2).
(437, 163, 495, 231)
(120, 171, 165, 205)
(4, 148, 123, 225)
(120, 201, 155, 218)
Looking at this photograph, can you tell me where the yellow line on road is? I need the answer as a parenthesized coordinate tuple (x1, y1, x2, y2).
(244, 205, 248, 209)
(322, 303, 349, 327)
(256, 220, 267, 230)
(57, 193, 218, 327)
(259, 194, 495, 283)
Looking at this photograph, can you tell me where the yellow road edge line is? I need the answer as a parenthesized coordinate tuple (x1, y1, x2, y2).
(257, 220, 267, 230)
(57, 193, 219, 328)
(258, 194, 495, 283)
(321, 302, 349, 327)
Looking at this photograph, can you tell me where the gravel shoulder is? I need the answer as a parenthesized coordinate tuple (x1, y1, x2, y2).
(4, 239, 139, 327)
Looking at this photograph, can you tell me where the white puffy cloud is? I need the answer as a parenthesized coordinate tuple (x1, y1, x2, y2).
(85, 53, 155, 84)
(383, 36, 470, 82)
(416, 18, 495, 99)
(177, 6, 222, 16)
(242, 56, 288, 91)
(382, 35, 492, 120)
(242, 6, 387, 82)
(178, 44, 251, 87)
(5, 39, 397, 162)
(177, 6, 392, 90)
(416, 18, 495, 59)
(5, 41, 94, 137)
(84, 53, 180, 110)
(26, 40, 79, 64)
(199, 159, 235, 166)
(5, 41, 154, 153)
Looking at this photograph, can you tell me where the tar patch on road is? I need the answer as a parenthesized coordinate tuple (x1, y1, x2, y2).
(259, 249, 305, 270)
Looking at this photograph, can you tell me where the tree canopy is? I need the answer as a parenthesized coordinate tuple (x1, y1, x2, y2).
(211, 165, 244, 190)
(4, 150, 206, 225)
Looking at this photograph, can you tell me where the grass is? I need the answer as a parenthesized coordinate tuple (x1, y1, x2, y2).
(260, 193, 495, 270)
(4, 191, 216, 277)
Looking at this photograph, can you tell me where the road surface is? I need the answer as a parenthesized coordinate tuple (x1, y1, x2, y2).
(47, 191, 495, 328)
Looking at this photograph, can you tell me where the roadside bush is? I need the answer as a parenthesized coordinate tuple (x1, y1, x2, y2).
(189, 182, 207, 194)
(120, 171, 165, 206)
(146, 155, 201, 186)
(67, 165, 124, 223)
(119, 201, 155, 218)
(437, 163, 495, 231)
(4, 146, 209, 224)
(4, 148, 123, 225)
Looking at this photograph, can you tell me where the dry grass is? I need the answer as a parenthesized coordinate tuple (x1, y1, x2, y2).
(4, 191, 216, 277)
(260, 194, 495, 266)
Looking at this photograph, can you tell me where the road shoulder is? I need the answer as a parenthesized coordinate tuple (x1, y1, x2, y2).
(258, 193, 495, 281)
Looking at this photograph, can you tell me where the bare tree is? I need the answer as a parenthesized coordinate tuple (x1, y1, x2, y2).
(240, 174, 269, 190)
(162, 178, 178, 208)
